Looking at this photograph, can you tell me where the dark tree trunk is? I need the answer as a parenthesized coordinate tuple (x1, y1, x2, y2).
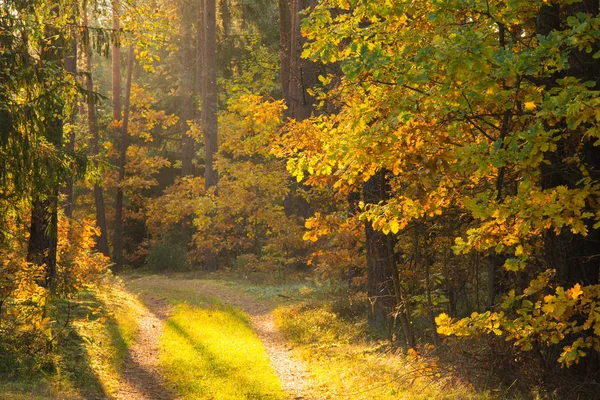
(363, 171, 396, 332)
(286, 0, 317, 120)
(28, 6, 64, 288)
(181, 0, 196, 177)
(537, 1, 600, 287)
(83, 8, 109, 257)
(113, 45, 134, 271)
(196, 0, 204, 105)
(536, 0, 600, 378)
(28, 197, 59, 288)
(278, 0, 291, 109)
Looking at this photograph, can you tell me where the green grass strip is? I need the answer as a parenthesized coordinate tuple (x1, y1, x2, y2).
(159, 301, 286, 400)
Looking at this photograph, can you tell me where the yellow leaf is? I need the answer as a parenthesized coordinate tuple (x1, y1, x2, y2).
(389, 220, 400, 234)
(524, 101, 536, 111)
(568, 283, 583, 300)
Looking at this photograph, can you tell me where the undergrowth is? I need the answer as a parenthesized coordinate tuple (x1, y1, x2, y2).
(0, 280, 143, 399)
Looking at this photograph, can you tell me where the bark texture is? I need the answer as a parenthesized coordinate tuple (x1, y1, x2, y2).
(113, 45, 134, 271)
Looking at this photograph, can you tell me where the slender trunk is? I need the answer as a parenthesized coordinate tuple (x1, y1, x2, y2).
(83, 8, 109, 257)
(387, 235, 415, 347)
(28, 197, 59, 288)
(196, 0, 204, 107)
(202, 0, 218, 189)
(181, 0, 195, 177)
(111, 1, 123, 267)
(202, 0, 218, 271)
(112, 1, 122, 122)
(424, 252, 441, 346)
(278, 0, 291, 111)
(287, 0, 317, 120)
(112, 45, 134, 271)
(63, 18, 77, 220)
(219, 0, 232, 78)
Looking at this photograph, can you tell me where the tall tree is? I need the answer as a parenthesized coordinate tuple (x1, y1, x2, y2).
(111, 1, 123, 266)
(201, 0, 218, 271)
(202, 0, 218, 189)
(82, 6, 109, 257)
(63, 2, 78, 221)
(27, 3, 66, 288)
(180, 0, 196, 177)
(113, 45, 135, 271)
(111, 1, 122, 122)
(278, 0, 291, 109)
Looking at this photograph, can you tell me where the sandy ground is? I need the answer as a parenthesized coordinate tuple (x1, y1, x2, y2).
(114, 296, 173, 400)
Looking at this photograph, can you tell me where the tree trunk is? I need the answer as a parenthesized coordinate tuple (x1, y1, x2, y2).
(537, 1, 600, 287)
(219, 0, 232, 79)
(28, 5, 64, 288)
(287, 0, 317, 120)
(202, 0, 218, 271)
(28, 197, 59, 288)
(83, 7, 109, 257)
(202, 0, 218, 189)
(181, 0, 196, 177)
(363, 171, 396, 332)
(62, 16, 77, 220)
(113, 45, 134, 271)
(112, 1, 122, 122)
(278, 0, 291, 111)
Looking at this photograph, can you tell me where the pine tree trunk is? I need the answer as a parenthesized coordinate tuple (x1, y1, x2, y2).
(202, 0, 218, 271)
(113, 45, 134, 271)
(28, 5, 64, 288)
(181, 0, 196, 177)
(111, 1, 122, 122)
(62, 17, 77, 220)
(202, 0, 218, 190)
(278, 0, 291, 111)
(83, 8, 109, 257)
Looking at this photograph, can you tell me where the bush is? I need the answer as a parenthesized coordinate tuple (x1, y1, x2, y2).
(146, 238, 192, 271)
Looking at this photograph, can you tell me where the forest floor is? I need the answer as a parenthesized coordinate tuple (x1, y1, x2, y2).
(0, 271, 493, 400)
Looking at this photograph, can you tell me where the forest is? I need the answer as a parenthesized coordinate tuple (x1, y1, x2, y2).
(1, 0, 600, 398)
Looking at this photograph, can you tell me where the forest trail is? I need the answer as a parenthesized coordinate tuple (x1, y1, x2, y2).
(124, 276, 315, 400)
(115, 296, 173, 400)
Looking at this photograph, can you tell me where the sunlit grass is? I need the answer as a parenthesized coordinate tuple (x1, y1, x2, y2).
(274, 300, 490, 400)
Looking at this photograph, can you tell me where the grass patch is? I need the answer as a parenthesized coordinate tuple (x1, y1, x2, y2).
(126, 275, 287, 400)
(274, 299, 488, 400)
(0, 279, 144, 399)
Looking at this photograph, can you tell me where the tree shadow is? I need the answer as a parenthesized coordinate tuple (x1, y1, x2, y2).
(53, 294, 110, 400)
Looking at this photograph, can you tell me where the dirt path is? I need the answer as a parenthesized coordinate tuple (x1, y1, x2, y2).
(115, 296, 173, 400)
(126, 277, 315, 400)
